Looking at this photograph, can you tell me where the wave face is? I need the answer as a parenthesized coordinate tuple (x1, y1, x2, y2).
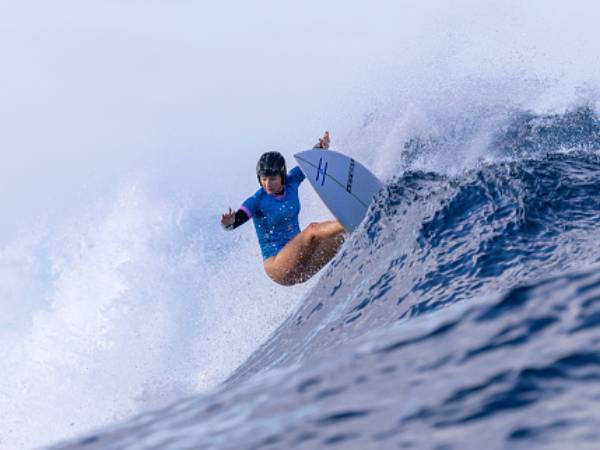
(49, 108, 600, 449)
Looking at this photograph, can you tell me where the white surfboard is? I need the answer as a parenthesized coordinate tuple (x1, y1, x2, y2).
(294, 149, 383, 232)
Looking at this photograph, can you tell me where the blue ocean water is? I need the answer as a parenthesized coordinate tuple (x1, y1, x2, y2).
(48, 107, 600, 449)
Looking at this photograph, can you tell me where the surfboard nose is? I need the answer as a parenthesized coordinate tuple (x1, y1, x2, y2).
(294, 149, 383, 232)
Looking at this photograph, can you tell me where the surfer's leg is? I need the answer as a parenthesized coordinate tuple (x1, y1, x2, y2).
(306, 232, 346, 272)
(263, 231, 317, 286)
(264, 221, 345, 286)
(292, 221, 345, 281)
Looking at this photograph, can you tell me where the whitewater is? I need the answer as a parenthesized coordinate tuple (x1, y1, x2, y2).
(1, 1, 600, 449)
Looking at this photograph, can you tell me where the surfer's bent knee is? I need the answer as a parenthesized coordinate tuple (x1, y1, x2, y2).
(302, 223, 320, 243)
(263, 258, 297, 286)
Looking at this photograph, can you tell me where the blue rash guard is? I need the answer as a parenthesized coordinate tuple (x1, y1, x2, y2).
(240, 166, 306, 260)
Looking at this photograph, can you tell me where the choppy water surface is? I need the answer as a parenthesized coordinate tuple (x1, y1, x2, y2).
(49, 109, 600, 449)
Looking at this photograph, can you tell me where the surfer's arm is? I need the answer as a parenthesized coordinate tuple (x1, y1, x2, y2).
(287, 166, 306, 184)
(221, 208, 250, 230)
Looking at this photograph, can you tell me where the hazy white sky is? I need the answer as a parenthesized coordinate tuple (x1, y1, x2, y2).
(0, 1, 417, 238)
(1, 0, 598, 240)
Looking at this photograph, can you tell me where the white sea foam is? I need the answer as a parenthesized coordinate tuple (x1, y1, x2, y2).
(0, 183, 305, 449)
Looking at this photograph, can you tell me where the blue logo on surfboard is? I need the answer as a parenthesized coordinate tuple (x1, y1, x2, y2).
(316, 157, 328, 186)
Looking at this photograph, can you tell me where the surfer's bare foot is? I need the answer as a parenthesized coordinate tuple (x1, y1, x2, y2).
(315, 131, 330, 149)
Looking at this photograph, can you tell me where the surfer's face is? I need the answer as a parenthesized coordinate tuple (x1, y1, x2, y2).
(260, 175, 283, 195)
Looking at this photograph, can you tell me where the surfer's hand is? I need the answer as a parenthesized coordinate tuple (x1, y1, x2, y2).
(315, 130, 330, 149)
(221, 208, 236, 228)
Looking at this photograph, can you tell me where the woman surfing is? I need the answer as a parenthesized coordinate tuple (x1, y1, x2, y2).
(221, 131, 346, 286)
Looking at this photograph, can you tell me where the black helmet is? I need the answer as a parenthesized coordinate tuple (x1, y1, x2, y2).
(256, 151, 286, 185)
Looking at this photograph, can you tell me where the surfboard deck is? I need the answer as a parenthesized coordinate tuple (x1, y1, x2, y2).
(294, 149, 383, 232)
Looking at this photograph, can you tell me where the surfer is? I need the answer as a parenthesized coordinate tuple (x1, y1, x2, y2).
(221, 131, 346, 286)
